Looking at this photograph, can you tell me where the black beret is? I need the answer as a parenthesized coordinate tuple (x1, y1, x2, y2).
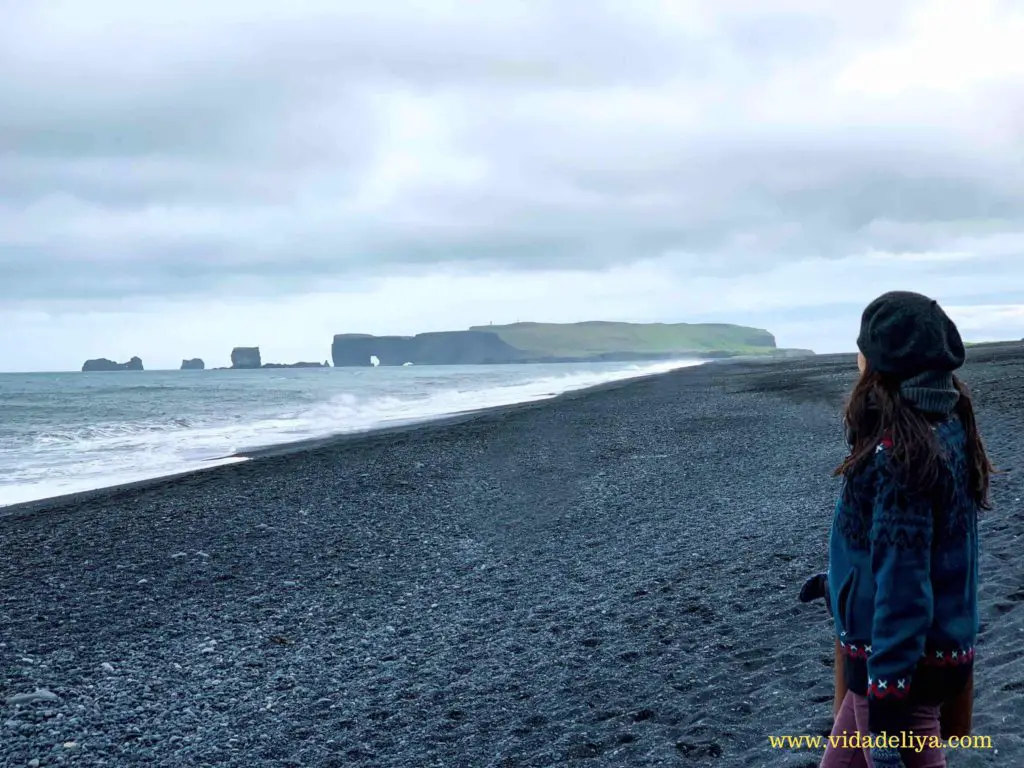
(857, 291, 965, 378)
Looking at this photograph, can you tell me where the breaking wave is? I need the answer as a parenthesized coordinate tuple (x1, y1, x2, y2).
(1, 359, 701, 507)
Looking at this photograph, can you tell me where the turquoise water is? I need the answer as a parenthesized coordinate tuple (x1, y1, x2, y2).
(0, 359, 700, 507)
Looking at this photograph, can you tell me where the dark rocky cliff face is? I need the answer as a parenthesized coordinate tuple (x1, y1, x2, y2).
(230, 347, 262, 369)
(330, 324, 798, 367)
(180, 358, 205, 370)
(332, 331, 526, 367)
(82, 356, 144, 372)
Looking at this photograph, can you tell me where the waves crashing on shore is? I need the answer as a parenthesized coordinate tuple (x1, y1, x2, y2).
(0, 359, 701, 507)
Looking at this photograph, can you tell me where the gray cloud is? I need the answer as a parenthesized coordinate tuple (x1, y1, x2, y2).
(2, 0, 1023, 304)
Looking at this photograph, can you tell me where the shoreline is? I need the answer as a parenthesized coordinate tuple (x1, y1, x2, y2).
(0, 362, 703, 519)
(1, 344, 1005, 520)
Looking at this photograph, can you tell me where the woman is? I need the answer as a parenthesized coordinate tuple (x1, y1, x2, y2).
(819, 291, 993, 768)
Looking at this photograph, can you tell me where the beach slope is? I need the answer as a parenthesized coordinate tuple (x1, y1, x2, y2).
(1, 346, 1021, 766)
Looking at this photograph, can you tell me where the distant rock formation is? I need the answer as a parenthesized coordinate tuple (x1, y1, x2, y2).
(225, 347, 330, 369)
(332, 331, 527, 367)
(330, 324, 805, 367)
(180, 358, 205, 370)
(230, 347, 262, 369)
(328, 321, 812, 368)
(82, 356, 143, 372)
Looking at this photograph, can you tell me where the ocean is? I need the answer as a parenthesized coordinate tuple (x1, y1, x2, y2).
(0, 359, 701, 507)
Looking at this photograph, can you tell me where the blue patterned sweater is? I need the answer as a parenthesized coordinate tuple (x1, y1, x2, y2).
(828, 415, 979, 735)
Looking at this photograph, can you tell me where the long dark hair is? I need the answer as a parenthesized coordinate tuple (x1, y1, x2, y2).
(835, 369, 994, 508)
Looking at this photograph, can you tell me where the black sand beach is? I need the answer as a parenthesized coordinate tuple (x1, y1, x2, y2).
(2, 347, 1022, 767)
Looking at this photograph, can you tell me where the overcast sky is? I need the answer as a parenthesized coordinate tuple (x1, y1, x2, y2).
(2, 0, 1023, 371)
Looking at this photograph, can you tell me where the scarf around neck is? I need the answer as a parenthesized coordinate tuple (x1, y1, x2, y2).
(898, 370, 961, 416)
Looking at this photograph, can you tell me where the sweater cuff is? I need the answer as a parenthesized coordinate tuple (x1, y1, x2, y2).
(867, 674, 913, 735)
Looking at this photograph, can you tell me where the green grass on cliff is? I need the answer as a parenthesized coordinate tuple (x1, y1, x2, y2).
(468, 321, 777, 359)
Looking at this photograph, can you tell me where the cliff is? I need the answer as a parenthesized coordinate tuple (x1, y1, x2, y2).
(331, 321, 795, 367)
(82, 356, 144, 372)
(231, 347, 262, 369)
(471, 321, 779, 359)
(180, 358, 205, 370)
(332, 331, 527, 367)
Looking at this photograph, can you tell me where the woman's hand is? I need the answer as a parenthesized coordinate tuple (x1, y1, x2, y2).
(799, 572, 831, 612)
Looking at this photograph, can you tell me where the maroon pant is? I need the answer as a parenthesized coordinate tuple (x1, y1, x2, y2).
(819, 691, 945, 767)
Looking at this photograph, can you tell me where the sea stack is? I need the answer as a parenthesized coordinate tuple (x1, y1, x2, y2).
(230, 347, 262, 369)
(180, 358, 205, 370)
(82, 356, 144, 372)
